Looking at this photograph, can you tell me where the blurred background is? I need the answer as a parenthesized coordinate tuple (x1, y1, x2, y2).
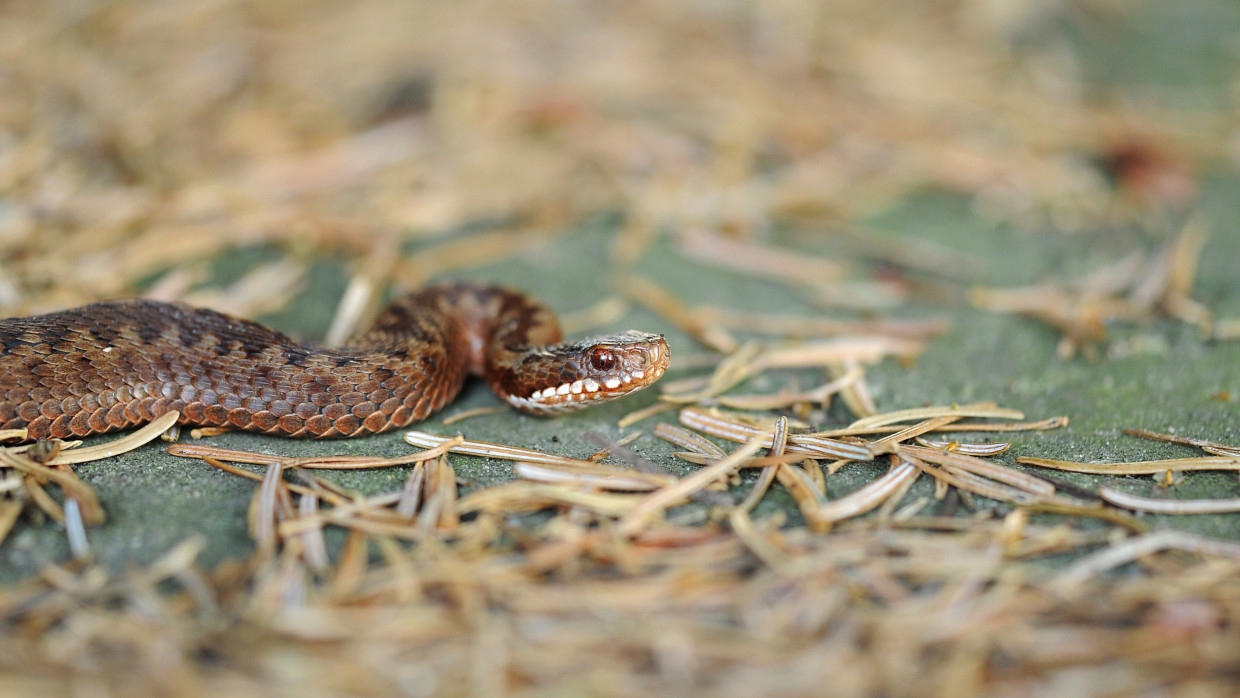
(0, 0, 1235, 318)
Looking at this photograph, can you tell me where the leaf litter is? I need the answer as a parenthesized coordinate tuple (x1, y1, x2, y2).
(2, 0, 1240, 695)
(5, 322, 1240, 695)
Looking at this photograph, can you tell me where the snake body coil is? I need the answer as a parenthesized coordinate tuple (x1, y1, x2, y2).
(0, 284, 670, 440)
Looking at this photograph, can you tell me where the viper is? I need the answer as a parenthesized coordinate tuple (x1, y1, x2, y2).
(0, 284, 670, 440)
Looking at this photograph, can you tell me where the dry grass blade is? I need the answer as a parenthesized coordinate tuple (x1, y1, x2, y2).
(582, 430, 734, 505)
(62, 499, 90, 560)
(1014, 502, 1145, 533)
(183, 258, 306, 319)
(619, 274, 738, 352)
(740, 415, 788, 512)
(512, 461, 674, 491)
(829, 359, 877, 418)
(324, 233, 399, 346)
(458, 481, 646, 518)
(868, 416, 961, 455)
(579, 432, 655, 475)
(614, 432, 642, 447)
(46, 411, 181, 465)
(296, 491, 331, 573)
(905, 457, 1043, 505)
(396, 227, 569, 286)
(559, 296, 631, 335)
(0, 473, 22, 494)
(1054, 530, 1240, 588)
(913, 417, 1069, 435)
(901, 444, 1056, 498)
(1159, 217, 1213, 331)
(617, 400, 677, 428)
(774, 463, 830, 531)
(677, 406, 770, 443)
(806, 458, 920, 528)
(754, 338, 927, 370)
(849, 403, 1024, 430)
(716, 366, 863, 411)
(201, 456, 324, 501)
(0, 450, 105, 524)
(728, 508, 791, 571)
(790, 224, 980, 278)
(0, 501, 21, 547)
(970, 220, 1218, 357)
(1098, 486, 1240, 514)
(397, 462, 427, 519)
(653, 423, 727, 458)
(20, 476, 64, 523)
(661, 341, 763, 404)
(170, 436, 464, 469)
(617, 436, 765, 536)
(677, 229, 845, 285)
(1123, 428, 1239, 454)
(251, 460, 286, 551)
(432, 457, 460, 532)
(803, 416, 1065, 438)
(277, 493, 404, 537)
(1017, 455, 1240, 475)
(679, 407, 873, 461)
(699, 307, 951, 340)
(1216, 316, 1240, 340)
(914, 438, 1011, 456)
(405, 430, 634, 469)
(669, 452, 819, 468)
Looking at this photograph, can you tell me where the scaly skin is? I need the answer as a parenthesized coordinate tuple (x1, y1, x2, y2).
(0, 284, 670, 440)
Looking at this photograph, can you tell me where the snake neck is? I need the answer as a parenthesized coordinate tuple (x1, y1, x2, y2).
(370, 285, 670, 415)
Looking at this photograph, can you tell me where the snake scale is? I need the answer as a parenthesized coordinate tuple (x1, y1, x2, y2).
(0, 284, 670, 441)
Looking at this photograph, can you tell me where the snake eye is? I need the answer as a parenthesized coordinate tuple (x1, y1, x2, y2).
(589, 347, 617, 372)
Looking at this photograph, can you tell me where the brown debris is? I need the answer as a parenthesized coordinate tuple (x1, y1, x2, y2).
(970, 218, 1222, 358)
(0, 0, 1235, 694)
(5, 412, 1240, 695)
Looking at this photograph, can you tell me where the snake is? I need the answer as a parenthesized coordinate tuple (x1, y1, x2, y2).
(0, 284, 670, 441)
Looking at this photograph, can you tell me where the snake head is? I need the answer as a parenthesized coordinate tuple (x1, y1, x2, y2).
(501, 331, 670, 414)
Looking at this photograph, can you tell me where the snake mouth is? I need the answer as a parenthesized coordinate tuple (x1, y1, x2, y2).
(531, 363, 666, 401)
(505, 332, 670, 414)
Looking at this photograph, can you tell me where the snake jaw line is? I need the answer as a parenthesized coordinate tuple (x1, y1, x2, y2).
(506, 331, 670, 415)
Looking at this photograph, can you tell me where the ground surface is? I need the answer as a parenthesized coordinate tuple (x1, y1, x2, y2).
(2, 1, 1239, 695)
(3, 179, 1238, 579)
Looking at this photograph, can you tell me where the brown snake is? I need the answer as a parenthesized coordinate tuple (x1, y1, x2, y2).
(0, 284, 670, 441)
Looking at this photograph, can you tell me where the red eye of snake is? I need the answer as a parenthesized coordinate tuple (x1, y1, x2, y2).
(590, 347, 616, 372)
